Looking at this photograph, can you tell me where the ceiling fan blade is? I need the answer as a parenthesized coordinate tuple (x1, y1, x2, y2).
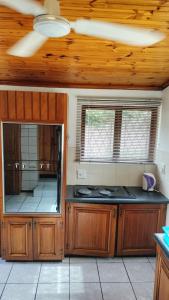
(0, 0, 46, 16)
(7, 31, 48, 57)
(70, 19, 165, 46)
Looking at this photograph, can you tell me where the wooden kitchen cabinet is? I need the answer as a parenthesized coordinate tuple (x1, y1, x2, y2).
(153, 244, 169, 300)
(65, 202, 117, 257)
(117, 204, 167, 256)
(2, 217, 64, 261)
(33, 218, 64, 260)
(3, 217, 33, 260)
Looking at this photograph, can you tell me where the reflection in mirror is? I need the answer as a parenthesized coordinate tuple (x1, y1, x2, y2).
(3, 123, 63, 214)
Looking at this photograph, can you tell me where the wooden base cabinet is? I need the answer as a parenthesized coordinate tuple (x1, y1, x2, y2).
(33, 218, 64, 260)
(153, 246, 169, 300)
(117, 204, 167, 256)
(2, 217, 64, 261)
(3, 217, 33, 260)
(65, 202, 117, 257)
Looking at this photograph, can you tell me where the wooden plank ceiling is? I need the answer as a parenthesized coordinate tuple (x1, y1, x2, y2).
(0, 0, 169, 90)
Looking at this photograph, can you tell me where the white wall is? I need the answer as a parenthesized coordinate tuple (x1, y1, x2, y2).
(67, 89, 160, 186)
(0, 85, 161, 187)
(156, 86, 169, 225)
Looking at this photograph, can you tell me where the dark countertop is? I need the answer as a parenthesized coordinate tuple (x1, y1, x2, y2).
(154, 234, 169, 259)
(66, 185, 169, 204)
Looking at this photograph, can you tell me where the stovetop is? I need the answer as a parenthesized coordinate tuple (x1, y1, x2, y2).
(74, 185, 136, 199)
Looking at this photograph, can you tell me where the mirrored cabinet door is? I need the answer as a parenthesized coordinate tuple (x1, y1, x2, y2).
(3, 123, 63, 214)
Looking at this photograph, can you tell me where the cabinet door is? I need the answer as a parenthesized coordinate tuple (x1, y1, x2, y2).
(67, 203, 117, 256)
(3, 217, 33, 260)
(117, 204, 166, 256)
(157, 260, 169, 300)
(33, 218, 64, 260)
(154, 249, 169, 300)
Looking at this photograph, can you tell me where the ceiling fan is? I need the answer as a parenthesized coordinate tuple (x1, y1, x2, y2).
(0, 0, 165, 57)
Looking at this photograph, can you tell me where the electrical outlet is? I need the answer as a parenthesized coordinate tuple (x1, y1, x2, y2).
(77, 169, 87, 179)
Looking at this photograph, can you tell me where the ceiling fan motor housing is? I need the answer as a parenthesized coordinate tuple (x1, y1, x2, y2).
(33, 15, 71, 37)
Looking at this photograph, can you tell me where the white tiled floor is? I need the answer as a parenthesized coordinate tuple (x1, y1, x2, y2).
(5, 180, 58, 213)
(0, 256, 156, 300)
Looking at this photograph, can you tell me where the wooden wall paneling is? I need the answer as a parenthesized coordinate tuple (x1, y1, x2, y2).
(56, 93, 67, 124)
(8, 91, 16, 120)
(24, 92, 33, 121)
(0, 91, 8, 120)
(32, 92, 40, 121)
(48, 93, 56, 122)
(16, 91, 25, 120)
(3, 123, 21, 195)
(40, 93, 48, 121)
(0, 91, 68, 124)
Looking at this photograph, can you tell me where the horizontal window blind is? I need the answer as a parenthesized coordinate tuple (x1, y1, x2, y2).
(76, 98, 161, 163)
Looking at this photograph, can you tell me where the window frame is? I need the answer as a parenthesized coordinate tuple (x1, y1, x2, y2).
(80, 105, 158, 163)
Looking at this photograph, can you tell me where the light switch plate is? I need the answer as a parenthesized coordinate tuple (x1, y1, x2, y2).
(161, 163, 166, 175)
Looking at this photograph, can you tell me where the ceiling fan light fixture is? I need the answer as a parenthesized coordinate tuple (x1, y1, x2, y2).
(33, 15, 71, 38)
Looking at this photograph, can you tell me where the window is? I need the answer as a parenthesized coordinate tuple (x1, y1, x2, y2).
(76, 99, 160, 163)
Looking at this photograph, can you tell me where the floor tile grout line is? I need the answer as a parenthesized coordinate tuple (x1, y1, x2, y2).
(34, 262, 42, 300)
(0, 262, 14, 299)
(122, 259, 138, 300)
(149, 261, 156, 273)
(96, 260, 104, 300)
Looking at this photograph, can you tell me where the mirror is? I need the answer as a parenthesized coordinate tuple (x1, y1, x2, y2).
(3, 123, 63, 214)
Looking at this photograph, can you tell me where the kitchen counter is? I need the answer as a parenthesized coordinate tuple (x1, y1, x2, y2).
(154, 233, 169, 259)
(66, 185, 169, 204)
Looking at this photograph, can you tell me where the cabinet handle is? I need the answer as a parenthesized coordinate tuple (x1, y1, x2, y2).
(34, 221, 37, 227)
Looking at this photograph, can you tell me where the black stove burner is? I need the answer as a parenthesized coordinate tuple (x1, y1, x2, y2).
(99, 189, 112, 196)
(74, 185, 135, 199)
(78, 188, 92, 195)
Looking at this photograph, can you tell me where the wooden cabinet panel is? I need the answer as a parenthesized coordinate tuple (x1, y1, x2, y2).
(4, 218, 33, 260)
(154, 247, 169, 300)
(158, 262, 169, 300)
(0, 218, 1, 257)
(24, 92, 33, 121)
(117, 204, 166, 256)
(3, 123, 21, 195)
(0, 91, 67, 124)
(33, 218, 64, 260)
(16, 91, 24, 120)
(2, 217, 64, 261)
(66, 203, 117, 257)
